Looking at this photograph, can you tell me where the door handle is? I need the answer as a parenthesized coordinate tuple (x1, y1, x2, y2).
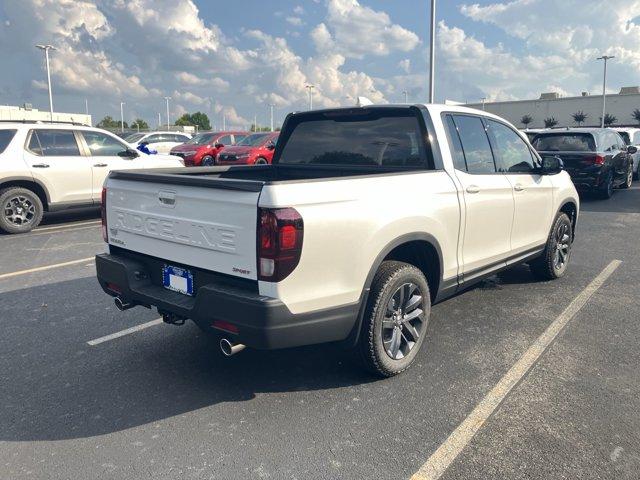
(513, 184, 525, 192)
(32, 163, 49, 168)
(93, 163, 108, 167)
(465, 185, 480, 194)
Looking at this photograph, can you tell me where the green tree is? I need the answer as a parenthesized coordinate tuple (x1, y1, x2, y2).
(632, 108, 640, 125)
(571, 111, 587, 126)
(175, 112, 211, 130)
(520, 114, 533, 127)
(600, 114, 617, 126)
(130, 118, 149, 130)
(544, 117, 558, 128)
(96, 115, 126, 129)
(250, 124, 272, 132)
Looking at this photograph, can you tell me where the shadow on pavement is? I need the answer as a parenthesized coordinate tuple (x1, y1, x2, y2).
(579, 185, 639, 214)
(0, 278, 374, 442)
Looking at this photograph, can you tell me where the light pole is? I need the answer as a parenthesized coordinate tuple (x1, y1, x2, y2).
(119, 102, 125, 133)
(269, 104, 275, 132)
(35, 44, 56, 122)
(85, 98, 89, 115)
(481, 97, 487, 111)
(254, 113, 257, 132)
(164, 96, 171, 130)
(402, 90, 408, 103)
(597, 55, 614, 128)
(222, 113, 226, 131)
(428, 0, 436, 103)
(157, 112, 161, 128)
(305, 84, 315, 110)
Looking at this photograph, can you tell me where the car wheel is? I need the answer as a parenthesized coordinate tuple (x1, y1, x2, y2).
(357, 261, 430, 377)
(530, 212, 573, 281)
(620, 164, 633, 189)
(597, 171, 614, 199)
(0, 187, 44, 234)
(254, 157, 268, 165)
(201, 155, 215, 166)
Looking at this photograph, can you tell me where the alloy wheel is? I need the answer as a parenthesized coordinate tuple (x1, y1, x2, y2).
(553, 222, 571, 271)
(4, 195, 36, 226)
(382, 282, 425, 360)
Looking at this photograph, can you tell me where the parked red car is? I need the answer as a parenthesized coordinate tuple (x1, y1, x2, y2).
(170, 131, 248, 166)
(216, 132, 279, 165)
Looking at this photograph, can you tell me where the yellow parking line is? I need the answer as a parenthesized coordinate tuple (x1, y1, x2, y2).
(0, 257, 94, 280)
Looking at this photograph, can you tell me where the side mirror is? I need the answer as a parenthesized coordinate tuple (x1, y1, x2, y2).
(540, 155, 563, 175)
(215, 143, 224, 148)
(266, 142, 276, 151)
(119, 148, 139, 159)
(627, 145, 638, 154)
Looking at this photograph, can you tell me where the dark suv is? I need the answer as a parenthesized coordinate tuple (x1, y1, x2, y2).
(532, 128, 636, 198)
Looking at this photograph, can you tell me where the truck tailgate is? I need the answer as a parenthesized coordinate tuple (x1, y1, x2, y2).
(105, 176, 262, 280)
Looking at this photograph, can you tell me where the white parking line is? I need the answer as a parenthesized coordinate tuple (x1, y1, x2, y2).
(35, 220, 101, 232)
(0, 257, 94, 280)
(87, 318, 164, 346)
(411, 259, 622, 480)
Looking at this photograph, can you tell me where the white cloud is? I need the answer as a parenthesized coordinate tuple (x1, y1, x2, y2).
(311, 0, 419, 58)
(398, 59, 411, 74)
(286, 16, 304, 26)
(293, 5, 304, 15)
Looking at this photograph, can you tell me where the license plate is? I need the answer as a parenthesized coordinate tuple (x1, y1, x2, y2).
(162, 265, 194, 296)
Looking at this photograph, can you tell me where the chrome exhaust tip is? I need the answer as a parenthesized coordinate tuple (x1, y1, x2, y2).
(220, 338, 246, 357)
(114, 297, 134, 311)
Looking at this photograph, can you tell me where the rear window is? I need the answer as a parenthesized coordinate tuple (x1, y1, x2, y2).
(532, 133, 595, 152)
(276, 109, 430, 168)
(237, 133, 272, 147)
(617, 131, 631, 145)
(0, 129, 17, 154)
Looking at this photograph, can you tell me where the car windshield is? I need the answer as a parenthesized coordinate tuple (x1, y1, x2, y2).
(186, 133, 216, 145)
(124, 133, 145, 143)
(236, 133, 272, 147)
(532, 133, 596, 152)
(617, 132, 631, 145)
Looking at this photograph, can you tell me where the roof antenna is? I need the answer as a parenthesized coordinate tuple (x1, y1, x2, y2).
(356, 96, 374, 107)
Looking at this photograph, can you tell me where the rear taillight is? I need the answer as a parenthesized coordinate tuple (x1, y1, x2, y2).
(257, 207, 303, 282)
(101, 187, 108, 242)
(589, 155, 605, 165)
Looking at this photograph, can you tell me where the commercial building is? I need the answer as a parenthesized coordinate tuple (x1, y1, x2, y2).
(463, 86, 640, 129)
(0, 104, 91, 125)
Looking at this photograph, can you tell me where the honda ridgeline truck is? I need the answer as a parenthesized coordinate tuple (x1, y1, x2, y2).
(96, 104, 579, 377)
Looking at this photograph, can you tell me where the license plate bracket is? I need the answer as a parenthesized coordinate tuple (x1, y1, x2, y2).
(162, 265, 194, 296)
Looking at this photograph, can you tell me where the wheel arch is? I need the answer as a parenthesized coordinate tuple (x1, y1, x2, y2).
(346, 233, 444, 347)
(558, 198, 578, 239)
(0, 177, 50, 210)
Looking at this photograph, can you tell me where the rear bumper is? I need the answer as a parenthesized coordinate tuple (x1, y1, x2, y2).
(95, 252, 358, 350)
(566, 168, 604, 190)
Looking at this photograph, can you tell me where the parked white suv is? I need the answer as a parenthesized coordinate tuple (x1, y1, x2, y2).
(96, 104, 579, 377)
(613, 127, 640, 179)
(0, 122, 184, 234)
(124, 131, 192, 154)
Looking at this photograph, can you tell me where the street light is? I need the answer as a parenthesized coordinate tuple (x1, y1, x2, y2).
(268, 104, 275, 132)
(481, 97, 487, 111)
(119, 102, 125, 133)
(428, 0, 436, 103)
(35, 44, 56, 122)
(305, 84, 315, 110)
(164, 96, 171, 130)
(596, 55, 615, 128)
(402, 90, 408, 103)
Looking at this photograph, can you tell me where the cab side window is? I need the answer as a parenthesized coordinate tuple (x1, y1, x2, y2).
(486, 120, 536, 173)
(633, 132, 640, 145)
(28, 129, 81, 156)
(443, 115, 467, 171)
(450, 115, 496, 174)
(82, 131, 130, 157)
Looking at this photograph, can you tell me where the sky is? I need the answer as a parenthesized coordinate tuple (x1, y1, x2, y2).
(1, 0, 640, 129)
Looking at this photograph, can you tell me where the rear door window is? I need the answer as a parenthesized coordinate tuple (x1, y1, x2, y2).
(532, 133, 596, 152)
(443, 115, 468, 171)
(450, 115, 496, 174)
(0, 129, 17, 154)
(81, 131, 130, 157)
(276, 109, 431, 168)
(486, 120, 536, 173)
(28, 129, 81, 156)
(217, 135, 232, 146)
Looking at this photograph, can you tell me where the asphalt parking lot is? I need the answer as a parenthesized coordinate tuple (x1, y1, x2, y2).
(1, 188, 638, 480)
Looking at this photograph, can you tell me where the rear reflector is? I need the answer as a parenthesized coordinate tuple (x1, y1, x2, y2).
(257, 207, 303, 282)
(101, 187, 108, 242)
(106, 282, 122, 295)
(212, 320, 239, 334)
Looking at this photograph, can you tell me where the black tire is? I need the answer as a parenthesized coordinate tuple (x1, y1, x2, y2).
(620, 164, 633, 189)
(357, 261, 430, 377)
(530, 213, 573, 281)
(201, 155, 215, 166)
(0, 187, 44, 234)
(597, 171, 614, 199)
(254, 157, 268, 165)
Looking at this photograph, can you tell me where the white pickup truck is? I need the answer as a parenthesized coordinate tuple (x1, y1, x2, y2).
(96, 104, 579, 377)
